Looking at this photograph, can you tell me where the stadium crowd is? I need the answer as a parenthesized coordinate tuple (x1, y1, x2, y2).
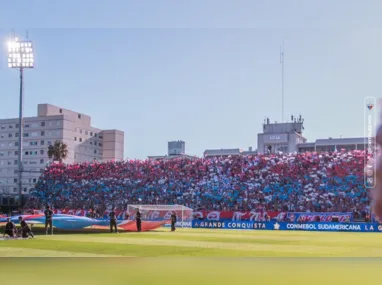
(25, 150, 370, 216)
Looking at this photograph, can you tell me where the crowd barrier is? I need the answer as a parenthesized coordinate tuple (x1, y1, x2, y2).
(192, 220, 382, 233)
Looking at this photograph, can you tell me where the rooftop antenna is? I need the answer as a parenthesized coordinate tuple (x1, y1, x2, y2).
(280, 41, 285, 123)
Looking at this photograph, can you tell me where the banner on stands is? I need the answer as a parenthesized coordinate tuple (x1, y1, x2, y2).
(286, 212, 352, 223)
(25, 209, 357, 223)
(192, 211, 284, 221)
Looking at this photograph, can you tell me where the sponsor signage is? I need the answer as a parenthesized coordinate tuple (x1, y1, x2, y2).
(263, 134, 288, 144)
(164, 221, 192, 228)
(192, 220, 382, 233)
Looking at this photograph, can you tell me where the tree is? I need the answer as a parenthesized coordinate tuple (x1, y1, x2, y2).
(48, 140, 68, 162)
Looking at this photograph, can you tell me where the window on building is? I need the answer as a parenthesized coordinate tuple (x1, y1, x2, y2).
(15, 133, 19, 137)
(33, 178, 37, 183)
(78, 114, 81, 119)
(41, 131, 45, 136)
(15, 142, 18, 147)
(41, 121, 45, 127)
(85, 131, 88, 135)
(90, 141, 93, 145)
(99, 135, 103, 139)
(40, 140, 45, 145)
(14, 178, 17, 183)
(79, 138, 82, 142)
(80, 129, 83, 134)
(59, 109, 63, 113)
(94, 142, 97, 146)
(15, 124, 19, 128)
(94, 150, 97, 154)
(23, 188, 27, 193)
(14, 151, 18, 155)
(8, 133, 12, 138)
(7, 161, 11, 165)
(25, 151, 29, 155)
(99, 143, 103, 147)
(48, 141, 52, 145)
(23, 133, 29, 137)
(0, 152, 3, 157)
(40, 150, 44, 155)
(90, 132, 93, 136)
(40, 159, 44, 164)
(13, 188, 17, 192)
(74, 137, 77, 141)
(95, 133, 98, 137)
(8, 125, 13, 129)
(14, 160, 17, 165)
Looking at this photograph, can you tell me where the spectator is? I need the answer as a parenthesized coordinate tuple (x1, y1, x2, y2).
(26, 150, 369, 214)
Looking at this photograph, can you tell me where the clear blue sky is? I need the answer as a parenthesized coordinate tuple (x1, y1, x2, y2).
(1, 1, 381, 159)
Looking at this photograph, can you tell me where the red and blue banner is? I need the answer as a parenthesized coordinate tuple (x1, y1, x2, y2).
(286, 212, 352, 223)
(192, 211, 353, 222)
(21, 210, 356, 222)
(0, 214, 166, 232)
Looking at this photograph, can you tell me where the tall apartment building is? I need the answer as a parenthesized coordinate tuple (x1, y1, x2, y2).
(0, 104, 124, 195)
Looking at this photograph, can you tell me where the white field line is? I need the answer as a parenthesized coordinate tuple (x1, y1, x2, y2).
(0, 247, 127, 257)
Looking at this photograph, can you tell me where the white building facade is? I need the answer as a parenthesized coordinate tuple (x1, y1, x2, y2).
(0, 104, 124, 195)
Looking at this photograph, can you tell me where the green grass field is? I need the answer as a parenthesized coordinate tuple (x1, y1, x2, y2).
(2, 228, 382, 284)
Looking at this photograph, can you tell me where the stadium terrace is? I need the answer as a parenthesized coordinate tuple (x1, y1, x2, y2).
(26, 150, 370, 219)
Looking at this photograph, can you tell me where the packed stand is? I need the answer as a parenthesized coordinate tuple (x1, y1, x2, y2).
(26, 150, 370, 214)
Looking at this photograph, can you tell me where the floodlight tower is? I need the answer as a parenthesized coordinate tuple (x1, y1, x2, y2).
(7, 36, 34, 206)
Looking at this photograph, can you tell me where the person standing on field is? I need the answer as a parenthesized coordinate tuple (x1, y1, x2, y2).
(109, 209, 118, 233)
(44, 206, 54, 235)
(136, 208, 142, 232)
(171, 211, 177, 232)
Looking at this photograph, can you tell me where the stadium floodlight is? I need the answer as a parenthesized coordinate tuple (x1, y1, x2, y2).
(6, 35, 35, 206)
(7, 37, 34, 69)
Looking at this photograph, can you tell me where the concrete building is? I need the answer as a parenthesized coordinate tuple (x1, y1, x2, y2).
(257, 116, 372, 154)
(168, 141, 186, 156)
(203, 147, 258, 158)
(205, 116, 371, 157)
(257, 116, 307, 154)
(0, 104, 124, 196)
(148, 140, 195, 160)
(297, 137, 372, 152)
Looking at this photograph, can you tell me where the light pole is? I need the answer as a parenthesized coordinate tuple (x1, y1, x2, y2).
(7, 36, 34, 207)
